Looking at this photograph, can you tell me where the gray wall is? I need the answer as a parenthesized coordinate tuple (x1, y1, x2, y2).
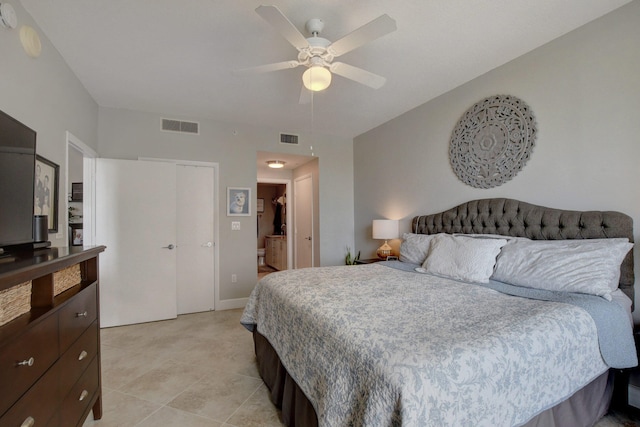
(1, 1, 353, 306)
(354, 3, 640, 316)
(0, 1, 99, 246)
(98, 107, 354, 302)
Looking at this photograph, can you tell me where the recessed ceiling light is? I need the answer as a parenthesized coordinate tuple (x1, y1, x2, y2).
(20, 25, 41, 58)
(266, 160, 286, 169)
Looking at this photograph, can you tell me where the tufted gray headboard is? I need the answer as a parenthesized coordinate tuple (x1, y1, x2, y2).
(412, 198, 635, 304)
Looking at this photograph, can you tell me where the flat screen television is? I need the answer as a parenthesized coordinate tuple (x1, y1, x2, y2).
(0, 109, 36, 253)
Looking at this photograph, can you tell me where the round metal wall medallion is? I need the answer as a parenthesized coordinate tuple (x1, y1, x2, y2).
(449, 95, 537, 189)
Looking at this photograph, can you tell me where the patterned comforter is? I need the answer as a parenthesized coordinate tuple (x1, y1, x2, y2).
(241, 264, 613, 426)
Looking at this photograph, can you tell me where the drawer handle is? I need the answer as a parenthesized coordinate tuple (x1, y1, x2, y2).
(76, 311, 88, 318)
(78, 350, 88, 361)
(21, 416, 35, 427)
(79, 390, 89, 401)
(16, 357, 35, 367)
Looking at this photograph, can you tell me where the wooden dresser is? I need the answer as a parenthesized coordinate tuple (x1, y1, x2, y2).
(0, 246, 105, 427)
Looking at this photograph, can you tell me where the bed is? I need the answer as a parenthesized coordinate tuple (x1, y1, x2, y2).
(241, 198, 637, 426)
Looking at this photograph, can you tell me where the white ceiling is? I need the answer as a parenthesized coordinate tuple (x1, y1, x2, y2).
(21, 0, 631, 139)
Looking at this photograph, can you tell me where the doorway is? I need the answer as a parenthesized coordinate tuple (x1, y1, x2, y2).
(257, 180, 290, 279)
(256, 151, 318, 272)
(66, 131, 96, 247)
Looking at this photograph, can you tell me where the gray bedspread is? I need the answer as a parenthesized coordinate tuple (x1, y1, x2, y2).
(384, 260, 638, 369)
(241, 263, 636, 426)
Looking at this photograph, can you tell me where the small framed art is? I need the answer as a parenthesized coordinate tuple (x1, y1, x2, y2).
(34, 155, 59, 232)
(69, 223, 83, 246)
(227, 187, 251, 216)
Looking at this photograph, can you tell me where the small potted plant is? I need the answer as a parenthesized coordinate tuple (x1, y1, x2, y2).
(345, 246, 360, 265)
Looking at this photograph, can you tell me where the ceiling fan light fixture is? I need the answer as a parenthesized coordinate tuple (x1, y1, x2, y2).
(267, 160, 286, 169)
(302, 65, 331, 92)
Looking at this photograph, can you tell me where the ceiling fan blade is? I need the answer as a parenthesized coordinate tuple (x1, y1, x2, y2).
(255, 5, 309, 50)
(237, 60, 301, 74)
(299, 86, 312, 104)
(328, 14, 396, 57)
(330, 62, 386, 89)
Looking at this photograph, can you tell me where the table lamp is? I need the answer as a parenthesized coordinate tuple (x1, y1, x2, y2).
(372, 219, 399, 260)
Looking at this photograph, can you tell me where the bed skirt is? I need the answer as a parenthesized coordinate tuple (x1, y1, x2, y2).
(254, 329, 318, 427)
(253, 329, 613, 427)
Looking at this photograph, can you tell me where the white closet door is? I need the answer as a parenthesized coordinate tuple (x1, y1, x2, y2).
(294, 174, 313, 268)
(176, 164, 215, 314)
(96, 159, 177, 327)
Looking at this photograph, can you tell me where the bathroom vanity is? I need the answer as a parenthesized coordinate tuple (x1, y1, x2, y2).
(265, 236, 287, 271)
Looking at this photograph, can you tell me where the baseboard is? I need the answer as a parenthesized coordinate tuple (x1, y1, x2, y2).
(216, 297, 248, 311)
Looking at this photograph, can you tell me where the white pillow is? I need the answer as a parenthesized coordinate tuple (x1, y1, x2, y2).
(399, 233, 436, 264)
(492, 238, 633, 300)
(422, 234, 507, 283)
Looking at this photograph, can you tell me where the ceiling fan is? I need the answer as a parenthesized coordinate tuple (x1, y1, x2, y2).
(241, 5, 396, 99)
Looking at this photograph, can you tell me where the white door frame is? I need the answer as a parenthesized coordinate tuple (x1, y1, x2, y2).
(66, 131, 97, 246)
(139, 157, 220, 310)
(257, 178, 292, 269)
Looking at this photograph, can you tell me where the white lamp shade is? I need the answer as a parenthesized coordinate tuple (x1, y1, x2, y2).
(302, 66, 332, 91)
(372, 219, 399, 240)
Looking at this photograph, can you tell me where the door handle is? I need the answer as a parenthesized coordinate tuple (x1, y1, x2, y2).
(162, 244, 175, 250)
(201, 242, 213, 247)
(305, 236, 312, 241)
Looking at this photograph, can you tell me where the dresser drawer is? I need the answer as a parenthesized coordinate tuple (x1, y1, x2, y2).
(0, 313, 59, 416)
(59, 320, 98, 396)
(59, 284, 97, 351)
(60, 356, 99, 427)
(0, 358, 59, 427)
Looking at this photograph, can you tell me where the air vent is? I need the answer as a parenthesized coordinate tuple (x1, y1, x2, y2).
(280, 133, 299, 145)
(161, 118, 199, 135)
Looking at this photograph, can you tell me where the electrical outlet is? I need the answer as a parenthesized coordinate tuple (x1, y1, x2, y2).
(232, 221, 240, 230)
(231, 274, 237, 283)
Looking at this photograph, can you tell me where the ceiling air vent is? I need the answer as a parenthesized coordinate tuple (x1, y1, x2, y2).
(161, 118, 199, 135)
(280, 133, 299, 145)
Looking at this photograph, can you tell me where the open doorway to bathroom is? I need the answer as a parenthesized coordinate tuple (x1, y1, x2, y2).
(257, 181, 290, 280)
(257, 150, 318, 279)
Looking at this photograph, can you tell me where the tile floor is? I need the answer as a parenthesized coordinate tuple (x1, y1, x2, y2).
(257, 265, 277, 281)
(83, 308, 638, 427)
(83, 309, 282, 427)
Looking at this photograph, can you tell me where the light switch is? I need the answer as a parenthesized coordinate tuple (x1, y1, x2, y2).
(232, 221, 240, 230)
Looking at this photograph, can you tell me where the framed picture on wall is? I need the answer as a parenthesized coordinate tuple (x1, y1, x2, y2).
(227, 187, 251, 216)
(70, 223, 83, 246)
(257, 198, 264, 213)
(34, 155, 59, 232)
(71, 182, 83, 201)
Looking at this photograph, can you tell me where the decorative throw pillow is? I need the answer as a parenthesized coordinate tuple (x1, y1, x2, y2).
(422, 234, 507, 283)
(399, 233, 436, 264)
(491, 238, 633, 300)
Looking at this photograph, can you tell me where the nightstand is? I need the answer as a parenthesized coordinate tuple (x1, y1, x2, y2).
(626, 330, 640, 407)
(355, 258, 382, 264)
(355, 256, 398, 264)
(611, 327, 640, 419)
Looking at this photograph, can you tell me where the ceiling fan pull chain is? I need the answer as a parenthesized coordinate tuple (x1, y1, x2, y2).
(310, 91, 315, 156)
